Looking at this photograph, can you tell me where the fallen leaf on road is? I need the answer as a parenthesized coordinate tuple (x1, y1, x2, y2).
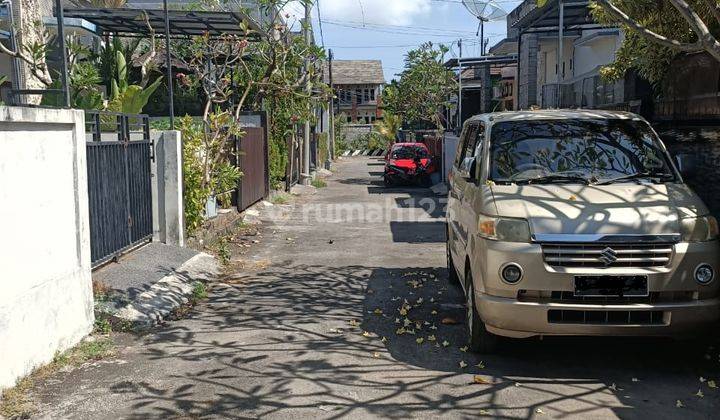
(396, 328, 406, 335)
(430, 324, 438, 330)
(609, 383, 617, 391)
(696, 389, 704, 398)
(536, 408, 544, 415)
(442, 340, 450, 347)
(700, 376, 707, 383)
(428, 335, 436, 341)
(407, 329, 416, 335)
(708, 380, 717, 389)
(676, 400, 685, 408)
(373, 352, 380, 358)
(399, 308, 408, 316)
(416, 338, 424, 344)
(476, 361, 485, 369)
(473, 375, 490, 385)
(416, 298, 424, 305)
(381, 336, 387, 343)
(459, 360, 467, 368)
(515, 382, 522, 387)
(441, 317, 459, 325)
(349, 319, 359, 327)
(362, 331, 371, 338)
(479, 409, 490, 415)
(373, 308, 383, 315)
(431, 310, 438, 315)
(367, 289, 374, 294)
(631, 378, 639, 382)
(395, 318, 401, 324)
(459, 346, 468, 352)
(403, 318, 412, 327)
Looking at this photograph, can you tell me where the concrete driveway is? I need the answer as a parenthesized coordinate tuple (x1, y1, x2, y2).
(36, 157, 720, 419)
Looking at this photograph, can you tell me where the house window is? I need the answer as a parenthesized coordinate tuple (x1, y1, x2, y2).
(363, 89, 370, 103)
(356, 89, 362, 104)
(370, 88, 376, 101)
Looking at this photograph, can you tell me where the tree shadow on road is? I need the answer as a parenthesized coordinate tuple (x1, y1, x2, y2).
(92, 261, 720, 419)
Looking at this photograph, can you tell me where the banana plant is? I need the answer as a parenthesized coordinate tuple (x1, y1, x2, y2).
(108, 50, 162, 114)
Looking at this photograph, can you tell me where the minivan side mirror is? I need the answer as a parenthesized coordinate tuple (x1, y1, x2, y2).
(457, 156, 476, 181)
(675, 153, 698, 177)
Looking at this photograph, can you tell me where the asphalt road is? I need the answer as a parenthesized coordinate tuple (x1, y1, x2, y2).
(35, 157, 720, 419)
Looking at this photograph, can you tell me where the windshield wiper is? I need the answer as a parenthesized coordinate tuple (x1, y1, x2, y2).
(592, 171, 675, 186)
(514, 174, 591, 185)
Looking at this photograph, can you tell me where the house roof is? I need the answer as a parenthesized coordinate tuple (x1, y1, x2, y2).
(325, 60, 385, 85)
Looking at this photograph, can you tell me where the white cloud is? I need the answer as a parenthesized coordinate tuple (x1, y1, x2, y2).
(285, 0, 433, 26)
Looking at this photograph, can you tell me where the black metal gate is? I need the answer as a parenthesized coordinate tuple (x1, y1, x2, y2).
(85, 111, 153, 267)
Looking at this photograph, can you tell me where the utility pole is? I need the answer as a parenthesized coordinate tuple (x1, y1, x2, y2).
(163, 0, 174, 128)
(301, 1, 312, 185)
(457, 39, 463, 132)
(327, 49, 335, 168)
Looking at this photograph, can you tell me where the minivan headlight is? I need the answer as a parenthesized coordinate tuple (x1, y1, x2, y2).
(680, 216, 719, 242)
(478, 214, 531, 242)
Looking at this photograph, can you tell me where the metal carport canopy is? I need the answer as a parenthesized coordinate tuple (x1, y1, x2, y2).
(445, 54, 518, 70)
(511, 0, 602, 34)
(62, 8, 263, 38)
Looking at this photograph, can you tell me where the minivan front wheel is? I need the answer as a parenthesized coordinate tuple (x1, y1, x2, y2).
(446, 230, 460, 285)
(465, 272, 498, 353)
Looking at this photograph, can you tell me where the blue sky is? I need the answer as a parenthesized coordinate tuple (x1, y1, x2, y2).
(284, 0, 524, 82)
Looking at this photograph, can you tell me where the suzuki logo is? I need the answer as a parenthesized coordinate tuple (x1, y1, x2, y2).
(599, 247, 618, 266)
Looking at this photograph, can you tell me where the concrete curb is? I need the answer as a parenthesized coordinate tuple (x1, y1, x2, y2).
(111, 252, 220, 329)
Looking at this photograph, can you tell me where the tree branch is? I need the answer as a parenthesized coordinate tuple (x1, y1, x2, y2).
(0, 40, 53, 86)
(139, 11, 157, 88)
(702, 0, 720, 25)
(595, 0, 704, 52)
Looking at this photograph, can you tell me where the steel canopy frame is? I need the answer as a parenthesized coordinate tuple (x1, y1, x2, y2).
(60, 6, 263, 128)
(62, 7, 263, 38)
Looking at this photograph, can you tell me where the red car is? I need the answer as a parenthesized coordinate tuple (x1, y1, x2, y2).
(384, 143, 436, 186)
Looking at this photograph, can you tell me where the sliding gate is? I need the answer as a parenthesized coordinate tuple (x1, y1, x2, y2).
(85, 111, 153, 267)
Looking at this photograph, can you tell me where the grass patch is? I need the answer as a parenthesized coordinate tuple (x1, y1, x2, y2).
(191, 281, 208, 302)
(215, 236, 232, 265)
(0, 337, 114, 418)
(311, 178, 327, 188)
(271, 193, 291, 205)
(92, 279, 112, 302)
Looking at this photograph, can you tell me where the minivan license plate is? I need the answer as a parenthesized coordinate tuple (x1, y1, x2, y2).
(574, 275, 648, 297)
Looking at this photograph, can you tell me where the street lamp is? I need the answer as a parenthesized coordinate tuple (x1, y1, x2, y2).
(461, 0, 508, 56)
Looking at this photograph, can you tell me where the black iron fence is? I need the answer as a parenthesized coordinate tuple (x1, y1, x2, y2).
(85, 111, 154, 267)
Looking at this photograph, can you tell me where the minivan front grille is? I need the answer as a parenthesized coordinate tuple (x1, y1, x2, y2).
(548, 310, 666, 325)
(542, 243, 674, 268)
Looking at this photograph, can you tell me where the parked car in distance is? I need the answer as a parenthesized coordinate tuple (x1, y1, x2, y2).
(446, 110, 720, 353)
(384, 142, 436, 187)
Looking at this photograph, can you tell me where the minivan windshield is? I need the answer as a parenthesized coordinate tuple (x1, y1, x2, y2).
(489, 119, 677, 185)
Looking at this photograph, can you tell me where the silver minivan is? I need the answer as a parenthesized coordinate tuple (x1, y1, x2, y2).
(446, 110, 720, 353)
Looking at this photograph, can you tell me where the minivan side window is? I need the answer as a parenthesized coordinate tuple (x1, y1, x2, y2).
(456, 122, 479, 166)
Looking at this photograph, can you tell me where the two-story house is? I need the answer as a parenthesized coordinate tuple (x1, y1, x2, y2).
(326, 60, 385, 124)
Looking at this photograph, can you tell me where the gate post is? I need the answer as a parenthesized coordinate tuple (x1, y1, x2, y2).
(154, 130, 185, 247)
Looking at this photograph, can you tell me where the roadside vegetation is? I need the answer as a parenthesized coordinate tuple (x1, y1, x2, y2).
(0, 338, 114, 418)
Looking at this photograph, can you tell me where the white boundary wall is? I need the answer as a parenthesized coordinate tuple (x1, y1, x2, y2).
(0, 106, 94, 389)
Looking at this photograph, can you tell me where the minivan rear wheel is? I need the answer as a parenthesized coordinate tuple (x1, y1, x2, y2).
(465, 273, 498, 353)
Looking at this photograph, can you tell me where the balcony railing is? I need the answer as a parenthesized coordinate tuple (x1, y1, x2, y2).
(541, 76, 623, 109)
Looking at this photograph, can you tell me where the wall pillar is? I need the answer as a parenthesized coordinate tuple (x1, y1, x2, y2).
(478, 65, 493, 113)
(518, 34, 539, 109)
(0, 106, 93, 389)
(152, 130, 185, 247)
